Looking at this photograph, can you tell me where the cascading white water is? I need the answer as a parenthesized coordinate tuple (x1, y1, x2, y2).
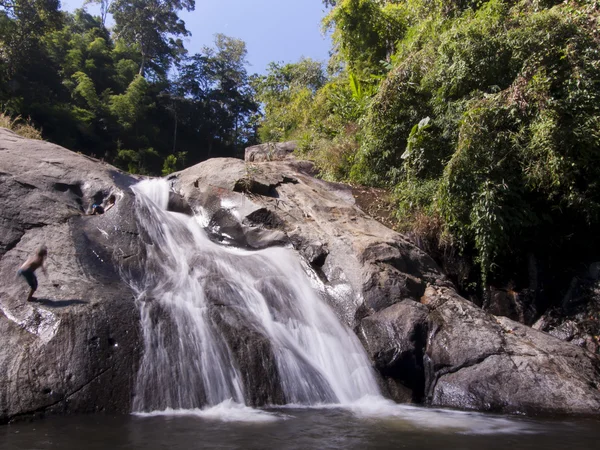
(129, 179, 380, 412)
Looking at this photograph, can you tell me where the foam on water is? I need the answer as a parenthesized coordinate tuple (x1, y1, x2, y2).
(133, 399, 285, 423)
(344, 395, 539, 435)
(273, 396, 536, 434)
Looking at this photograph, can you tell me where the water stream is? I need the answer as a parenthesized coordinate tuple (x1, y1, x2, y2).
(129, 179, 379, 412)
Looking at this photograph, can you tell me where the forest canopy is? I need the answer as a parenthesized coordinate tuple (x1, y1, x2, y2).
(0, 0, 259, 174)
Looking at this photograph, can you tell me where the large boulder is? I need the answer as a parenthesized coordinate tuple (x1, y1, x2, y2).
(170, 155, 600, 415)
(0, 128, 143, 423)
(422, 286, 600, 414)
(172, 157, 449, 328)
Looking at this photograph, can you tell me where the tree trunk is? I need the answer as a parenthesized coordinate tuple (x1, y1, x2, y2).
(139, 53, 146, 76)
(173, 111, 178, 153)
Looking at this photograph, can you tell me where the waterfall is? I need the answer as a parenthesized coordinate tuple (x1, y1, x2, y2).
(129, 178, 380, 412)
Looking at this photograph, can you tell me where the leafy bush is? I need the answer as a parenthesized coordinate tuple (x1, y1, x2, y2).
(257, 0, 599, 298)
(162, 151, 187, 175)
(340, 0, 600, 287)
(115, 147, 161, 174)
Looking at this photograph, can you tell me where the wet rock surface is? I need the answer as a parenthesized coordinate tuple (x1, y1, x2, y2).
(208, 303, 285, 407)
(172, 157, 449, 328)
(0, 128, 143, 423)
(171, 153, 600, 415)
(358, 300, 429, 403)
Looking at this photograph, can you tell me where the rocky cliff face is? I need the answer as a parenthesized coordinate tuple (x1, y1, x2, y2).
(171, 145, 600, 415)
(1, 130, 600, 423)
(0, 128, 143, 423)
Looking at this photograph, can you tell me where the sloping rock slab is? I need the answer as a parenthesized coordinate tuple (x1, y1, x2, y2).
(171, 156, 600, 415)
(0, 128, 143, 423)
(172, 157, 449, 328)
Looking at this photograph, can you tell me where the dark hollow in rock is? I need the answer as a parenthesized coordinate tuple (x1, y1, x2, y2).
(167, 191, 193, 215)
(359, 301, 429, 403)
(243, 208, 286, 229)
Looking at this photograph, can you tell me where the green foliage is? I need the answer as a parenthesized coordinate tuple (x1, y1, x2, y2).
(253, 56, 377, 182)
(358, 0, 600, 284)
(394, 178, 440, 218)
(161, 151, 186, 175)
(254, 0, 600, 295)
(72, 71, 102, 113)
(109, 74, 150, 128)
(0, 3, 258, 174)
(110, 0, 194, 77)
(115, 147, 161, 174)
(324, 0, 406, 75)
(299, 124, 360, 182)
(177, 34, 259, 160)
(252, 58, 326, 142)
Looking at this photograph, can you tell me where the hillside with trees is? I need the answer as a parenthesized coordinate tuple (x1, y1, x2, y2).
(253, 0, 600, 320)
(0, 0, 259, 174)
(3, 0, 600, 329)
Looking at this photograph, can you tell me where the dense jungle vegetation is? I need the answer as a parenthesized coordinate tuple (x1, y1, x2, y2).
(2, 0, 600, 303)
(255, 0, 600, 304)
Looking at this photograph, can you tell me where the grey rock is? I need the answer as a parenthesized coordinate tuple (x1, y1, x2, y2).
(206, 208, 289, 250)
(423, 286, 600, 414)
(358, 300, 429, 402)
(172, 158, 448, 327)
(170, 156, 600, 415)
(484, 287, 538, 325)
(0, 128, 143, 423)
(245, 141, 297, 162)
(167, 191, 193, 215)
(533, 269, 600, 355)
(3, 128, 600, 420)
(205, 277, 285, 407)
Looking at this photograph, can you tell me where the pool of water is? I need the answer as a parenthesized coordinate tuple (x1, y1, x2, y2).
(2, 400, 599, 450)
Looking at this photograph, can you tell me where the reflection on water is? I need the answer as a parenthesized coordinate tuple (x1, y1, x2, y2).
(2, 403, 599, 450)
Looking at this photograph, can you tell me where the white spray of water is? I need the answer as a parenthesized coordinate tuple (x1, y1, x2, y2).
(133, 399, 285, 423)
(129, 179, 380, 412)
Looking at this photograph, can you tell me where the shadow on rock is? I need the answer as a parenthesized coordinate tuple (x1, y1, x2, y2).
(30, 298, 88, 307)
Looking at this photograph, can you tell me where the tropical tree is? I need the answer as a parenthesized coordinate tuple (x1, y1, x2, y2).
(177, 34, 259, 160)
(252, 58, 326, 142)
(110, 0, 195, 77)
(84, 0, 113, 26)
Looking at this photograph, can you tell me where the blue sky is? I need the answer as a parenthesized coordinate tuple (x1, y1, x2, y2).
(61, 0, 333, 74)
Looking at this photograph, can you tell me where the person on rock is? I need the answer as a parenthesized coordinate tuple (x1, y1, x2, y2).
(90, 194, 116, 215)
(104, 194, 116, 212)
(90, 202, 104, 215)
(17, 245, 48, 302)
